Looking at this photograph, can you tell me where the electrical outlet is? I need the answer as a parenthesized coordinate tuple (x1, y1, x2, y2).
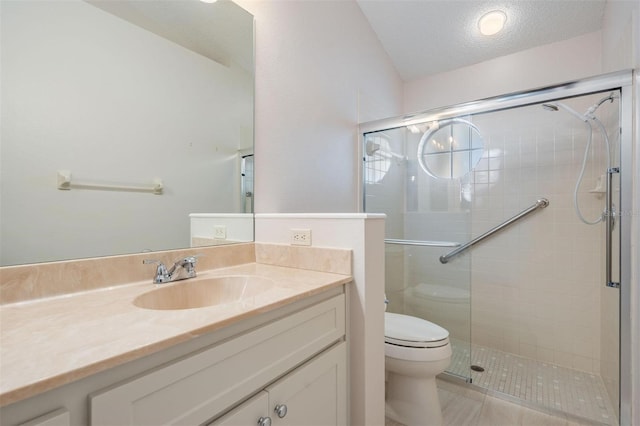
(214, 225, 227, 239)
(291, 229, 311, 246)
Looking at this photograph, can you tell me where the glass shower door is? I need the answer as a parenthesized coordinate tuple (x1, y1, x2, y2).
(364, 126, 473, 382)
(362, 81, 625, 425)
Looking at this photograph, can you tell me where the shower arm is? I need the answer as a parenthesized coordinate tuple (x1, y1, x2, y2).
(439, 198, 550, 264)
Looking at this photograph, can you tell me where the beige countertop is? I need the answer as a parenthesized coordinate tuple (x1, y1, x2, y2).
(0, 262, 351, 407)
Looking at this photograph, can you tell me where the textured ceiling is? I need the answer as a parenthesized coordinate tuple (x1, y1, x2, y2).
(356, 0, 607, 81)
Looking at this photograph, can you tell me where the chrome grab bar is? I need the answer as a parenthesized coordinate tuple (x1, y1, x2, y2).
(385, 238, 461, 248)
(606, 167, 620, 288)
(439, 198, 550, 264)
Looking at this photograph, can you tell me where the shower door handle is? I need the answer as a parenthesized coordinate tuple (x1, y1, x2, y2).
(605, 167, 620, 288)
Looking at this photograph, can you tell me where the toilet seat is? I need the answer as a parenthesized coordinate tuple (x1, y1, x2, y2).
(385, 312, 449, 348)
(384, 312, 452, 425)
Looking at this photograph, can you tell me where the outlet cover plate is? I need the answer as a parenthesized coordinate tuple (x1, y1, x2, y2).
(291, 229, 311, 246)
(214, 225, 227, 239)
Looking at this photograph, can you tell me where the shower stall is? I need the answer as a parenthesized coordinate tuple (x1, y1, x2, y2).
(361, 71, 633, 425)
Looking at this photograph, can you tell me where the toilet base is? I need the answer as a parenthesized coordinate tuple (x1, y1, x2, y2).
(385, 373, 443, 426)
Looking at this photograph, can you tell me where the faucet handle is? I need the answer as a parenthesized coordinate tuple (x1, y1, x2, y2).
(182, 254, 200, 264)
(143, 259, 170, 283)
(172, 255, 199, 268)
(180, 254, 201, 277)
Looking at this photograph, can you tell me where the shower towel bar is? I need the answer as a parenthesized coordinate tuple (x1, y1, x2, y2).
(605, 167, 619, 288)
(439, 198, 549, 264)
(57, 170, 163, 195)
(385, 238, 460, 248)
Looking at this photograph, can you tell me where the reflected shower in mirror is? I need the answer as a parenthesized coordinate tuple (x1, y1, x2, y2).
(0, 0, 254, 266)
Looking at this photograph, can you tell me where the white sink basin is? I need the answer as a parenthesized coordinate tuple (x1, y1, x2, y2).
(133, 275, 276, 310)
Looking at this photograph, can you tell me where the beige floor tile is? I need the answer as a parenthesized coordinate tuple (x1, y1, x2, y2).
(477, 396, 523, 426)
(385, 417, 405, 426)
(520, 406, 569, 426)
(440, 388, 485, 426)
(437, 378, 486, 402)
(385, 379, 573, 426)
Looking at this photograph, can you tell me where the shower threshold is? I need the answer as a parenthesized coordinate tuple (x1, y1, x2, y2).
(447, 340, 618, 425)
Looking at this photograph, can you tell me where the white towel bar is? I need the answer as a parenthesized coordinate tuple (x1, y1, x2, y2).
(57, 170, 163, 195)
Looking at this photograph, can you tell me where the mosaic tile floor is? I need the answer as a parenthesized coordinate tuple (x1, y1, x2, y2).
(448, 340, 618, 425)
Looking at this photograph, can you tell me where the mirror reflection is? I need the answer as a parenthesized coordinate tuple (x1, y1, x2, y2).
(0, 0, 254, 266)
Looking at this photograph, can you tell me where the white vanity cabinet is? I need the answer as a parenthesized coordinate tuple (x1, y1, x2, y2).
(210, 391, 271, 425)
(90, 293, 346, 426)
(263, 341, 346, 426)
(17, 409, 70, 426)
(0, 287, 347, 426)
(210, 342, 346, 426)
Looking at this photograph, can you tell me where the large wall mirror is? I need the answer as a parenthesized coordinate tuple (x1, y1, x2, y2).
(0, 0, 254, 266)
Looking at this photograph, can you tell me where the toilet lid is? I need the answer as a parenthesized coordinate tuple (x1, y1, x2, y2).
(385, 312, 449, 348)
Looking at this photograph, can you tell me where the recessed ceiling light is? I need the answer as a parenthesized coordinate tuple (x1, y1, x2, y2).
(478, 10, 507, 36)
(200, 0, 218, 3)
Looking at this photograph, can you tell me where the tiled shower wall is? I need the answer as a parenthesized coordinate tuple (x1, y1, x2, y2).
(466, 103, 608, 375)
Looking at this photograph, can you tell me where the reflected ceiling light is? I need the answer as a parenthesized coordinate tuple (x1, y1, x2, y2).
(478, 10, 507, 36)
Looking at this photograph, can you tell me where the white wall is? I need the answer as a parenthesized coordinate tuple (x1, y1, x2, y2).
(404, 31, 603, 114)
(602, 0, 640, 72)
(0, 1, 253, 265)
(255, 214, 386, 426)
(231, 3, 402, 424)
(190, 214, 254, 245)
(235, 0, 403, 214)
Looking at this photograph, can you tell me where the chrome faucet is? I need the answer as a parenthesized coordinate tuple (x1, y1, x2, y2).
(143, 255, 199, 284)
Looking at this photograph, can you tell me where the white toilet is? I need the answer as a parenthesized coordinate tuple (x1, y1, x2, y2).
(385, 312, 452, 426)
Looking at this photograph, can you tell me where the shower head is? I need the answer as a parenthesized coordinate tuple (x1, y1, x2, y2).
(542, 102, 589, 123)
(365, 140, 406, 161)
(586, 92, 619, 116)
(365, 140, 381, 156)
(595, 92, 617, 107)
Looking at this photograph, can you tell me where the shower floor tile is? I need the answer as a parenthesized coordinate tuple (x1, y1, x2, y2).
(448, 340, 618, 425)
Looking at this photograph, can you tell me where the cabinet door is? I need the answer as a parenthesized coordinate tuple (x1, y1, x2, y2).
(207, 391, 269, 426)
(266, 342, 346, 426)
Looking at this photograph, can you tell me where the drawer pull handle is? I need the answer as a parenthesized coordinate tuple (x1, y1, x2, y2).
(274, 404, 288, 418)
(257, 416, 272, 426)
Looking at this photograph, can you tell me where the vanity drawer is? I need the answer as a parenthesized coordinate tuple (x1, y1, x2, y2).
(18, 409, 70, 426)
(90, 294, 345, 426)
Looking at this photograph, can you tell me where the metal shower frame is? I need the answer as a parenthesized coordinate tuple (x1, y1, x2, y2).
(358, 70, 634, 425)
